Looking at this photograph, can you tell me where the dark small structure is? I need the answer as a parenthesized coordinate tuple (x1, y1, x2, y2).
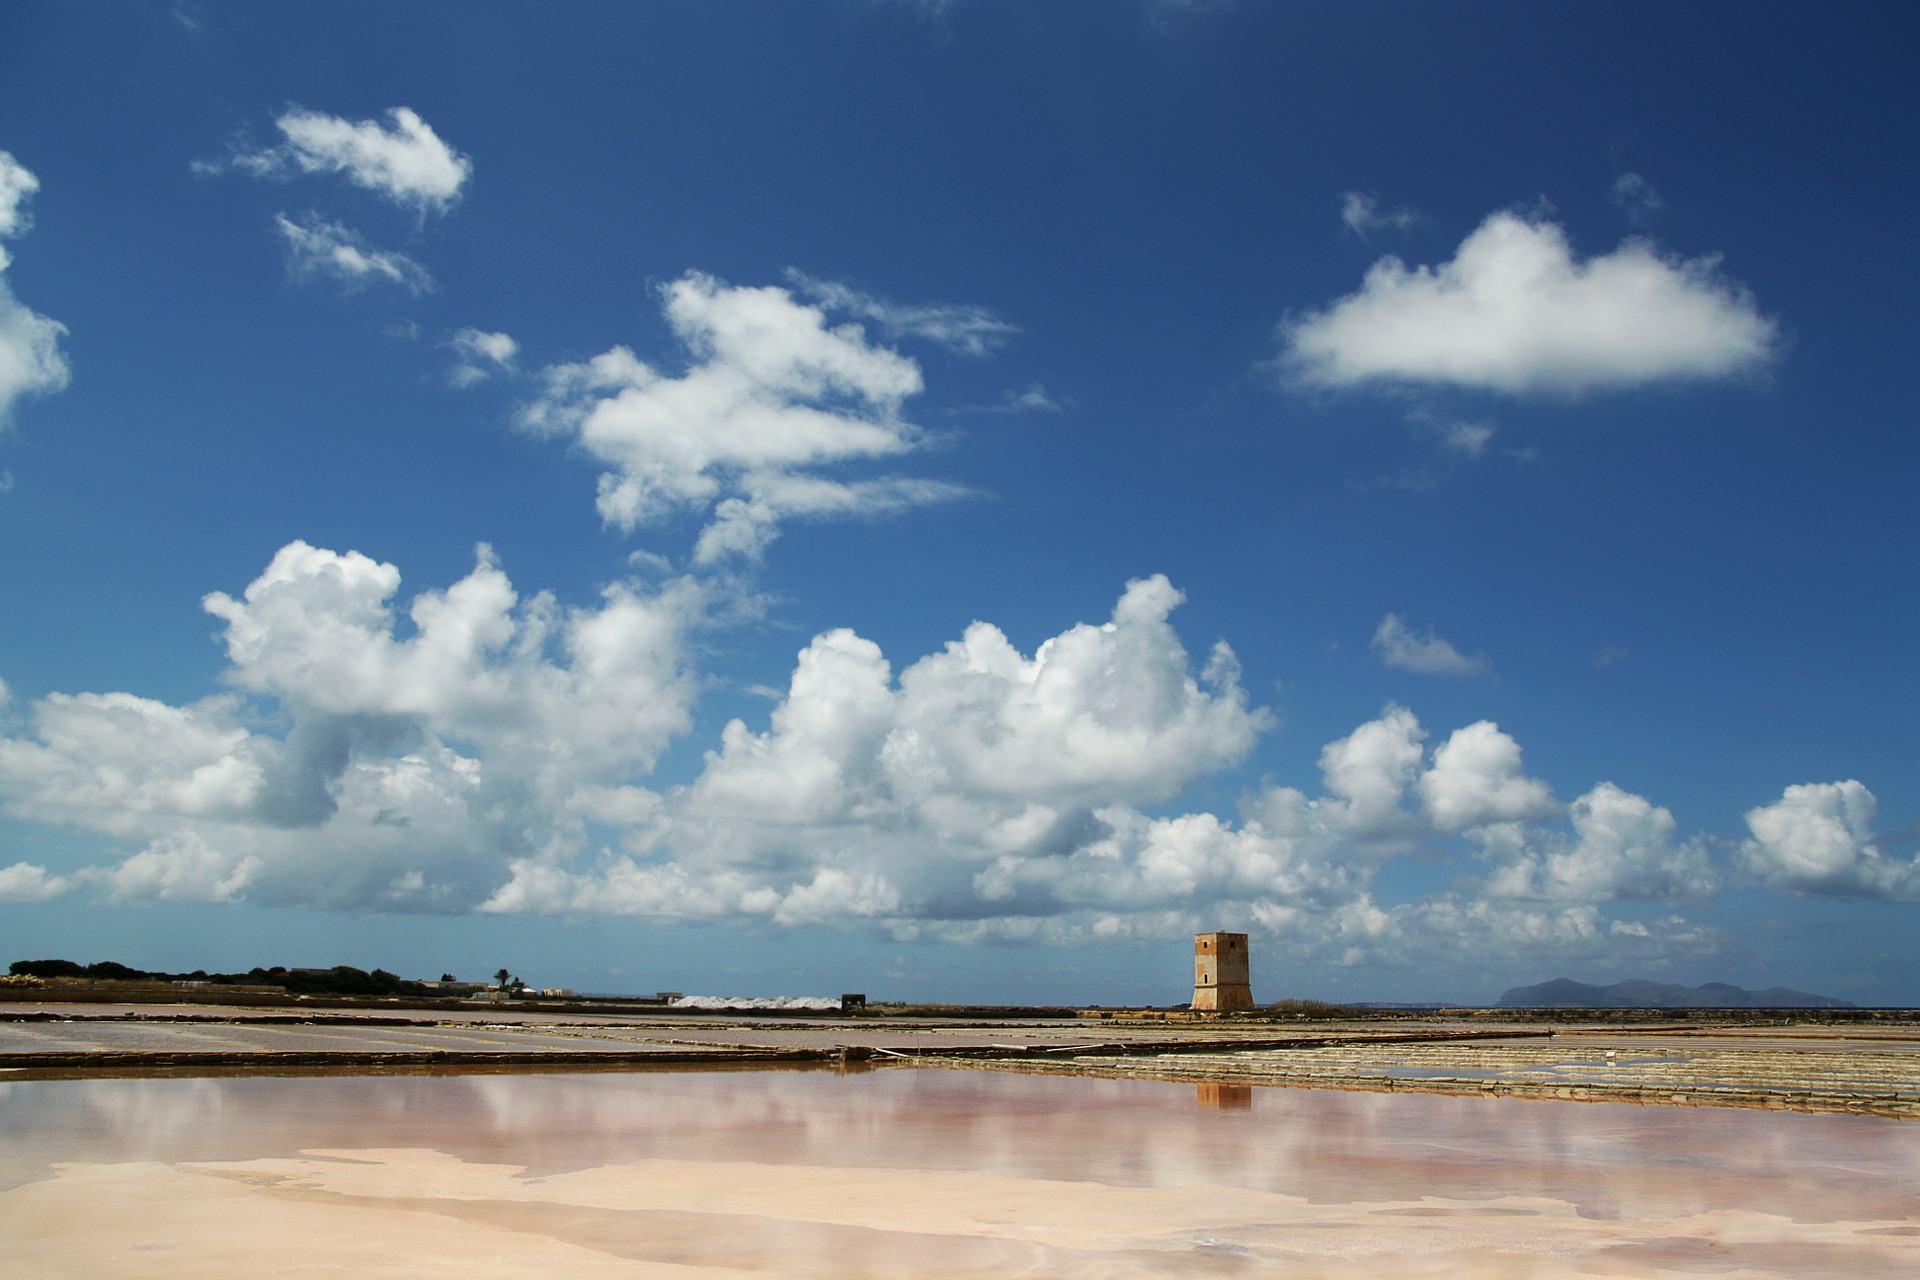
(840, 993, 867, 1013)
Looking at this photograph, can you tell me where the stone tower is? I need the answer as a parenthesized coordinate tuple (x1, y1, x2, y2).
(1191, 931, 1254, 1011)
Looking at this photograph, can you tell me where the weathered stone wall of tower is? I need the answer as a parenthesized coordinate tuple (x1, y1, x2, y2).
(1191, 931, 1254, 1011)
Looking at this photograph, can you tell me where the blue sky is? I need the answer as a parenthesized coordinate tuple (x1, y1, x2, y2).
(0, 1, 1913, 1004)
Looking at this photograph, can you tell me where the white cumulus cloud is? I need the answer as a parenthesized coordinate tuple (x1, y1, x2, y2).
(93, 831, 260, 904)
(201, 540, 704, 795)
(1741, 780, 1917, 899)
(0, 151, 70, 427)
(1372, 614, 1486, 677)
(275, 213, 434, 295)
(1282, 209, 1777, 394)
(0, 690, 269, 835)
(0, 154, 39, 239)
(480, 632, 1727, 962)
(518, 271, 966, 563)
(484, 574, 1272, 924)
(1311, 704, 1428, 845)
(1483, 782, 1717, 904)
(0, 861, 74, 902)
(1418, 720, 1559, 832)
(0, 539, 1853, 978)
(1348, 895, 1718, 972)
(230, 106, 471, 213)
(881, 576, 1266, 808)
(0, 541, 710, 911)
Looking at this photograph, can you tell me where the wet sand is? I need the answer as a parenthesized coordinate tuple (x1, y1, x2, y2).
(2, 1069, 1915, 1277)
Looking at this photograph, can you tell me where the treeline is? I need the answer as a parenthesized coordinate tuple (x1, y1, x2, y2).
(8, 958, 441, 997)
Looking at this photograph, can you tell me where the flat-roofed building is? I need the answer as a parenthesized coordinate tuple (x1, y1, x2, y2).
(1191, 931, 1254, 1011)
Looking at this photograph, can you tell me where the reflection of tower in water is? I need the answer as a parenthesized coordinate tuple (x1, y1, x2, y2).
(1190, 931, 1254, 1011)
(1196, 1082, 1254, 1110)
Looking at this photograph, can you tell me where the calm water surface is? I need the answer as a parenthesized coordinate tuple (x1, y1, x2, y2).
(3, 1067, 1915, 1276)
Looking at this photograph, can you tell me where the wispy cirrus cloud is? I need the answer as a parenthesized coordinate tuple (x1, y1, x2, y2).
(993, 384, 1068, 414)
(1340, 191, 1418, 241)
(446, 328, 518, 388)
(784, 270, 1016, 357)
(1438, 420, 1494, 455)
(1372, 614, 1488, 677)
(1609, 172, 1664, 227)
(1405, 406, 1497, 458)
(274, 213, 434, 295)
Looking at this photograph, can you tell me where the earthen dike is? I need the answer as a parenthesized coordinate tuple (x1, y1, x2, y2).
(3, 996, 1914, 1120)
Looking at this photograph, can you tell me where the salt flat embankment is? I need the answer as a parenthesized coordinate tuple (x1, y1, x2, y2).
(2, 1002, 1915, 1116)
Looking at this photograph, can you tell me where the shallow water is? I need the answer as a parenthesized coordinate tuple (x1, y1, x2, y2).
(2, 1067, 1915, 1276)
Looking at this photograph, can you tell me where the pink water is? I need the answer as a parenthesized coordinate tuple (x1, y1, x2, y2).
(2, 1066, 1915, 1275)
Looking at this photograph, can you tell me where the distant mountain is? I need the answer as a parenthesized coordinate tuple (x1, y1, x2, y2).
(1498, 977, 1855, 1009)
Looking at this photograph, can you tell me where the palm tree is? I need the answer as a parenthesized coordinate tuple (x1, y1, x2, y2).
(494, 967, 511, 989)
